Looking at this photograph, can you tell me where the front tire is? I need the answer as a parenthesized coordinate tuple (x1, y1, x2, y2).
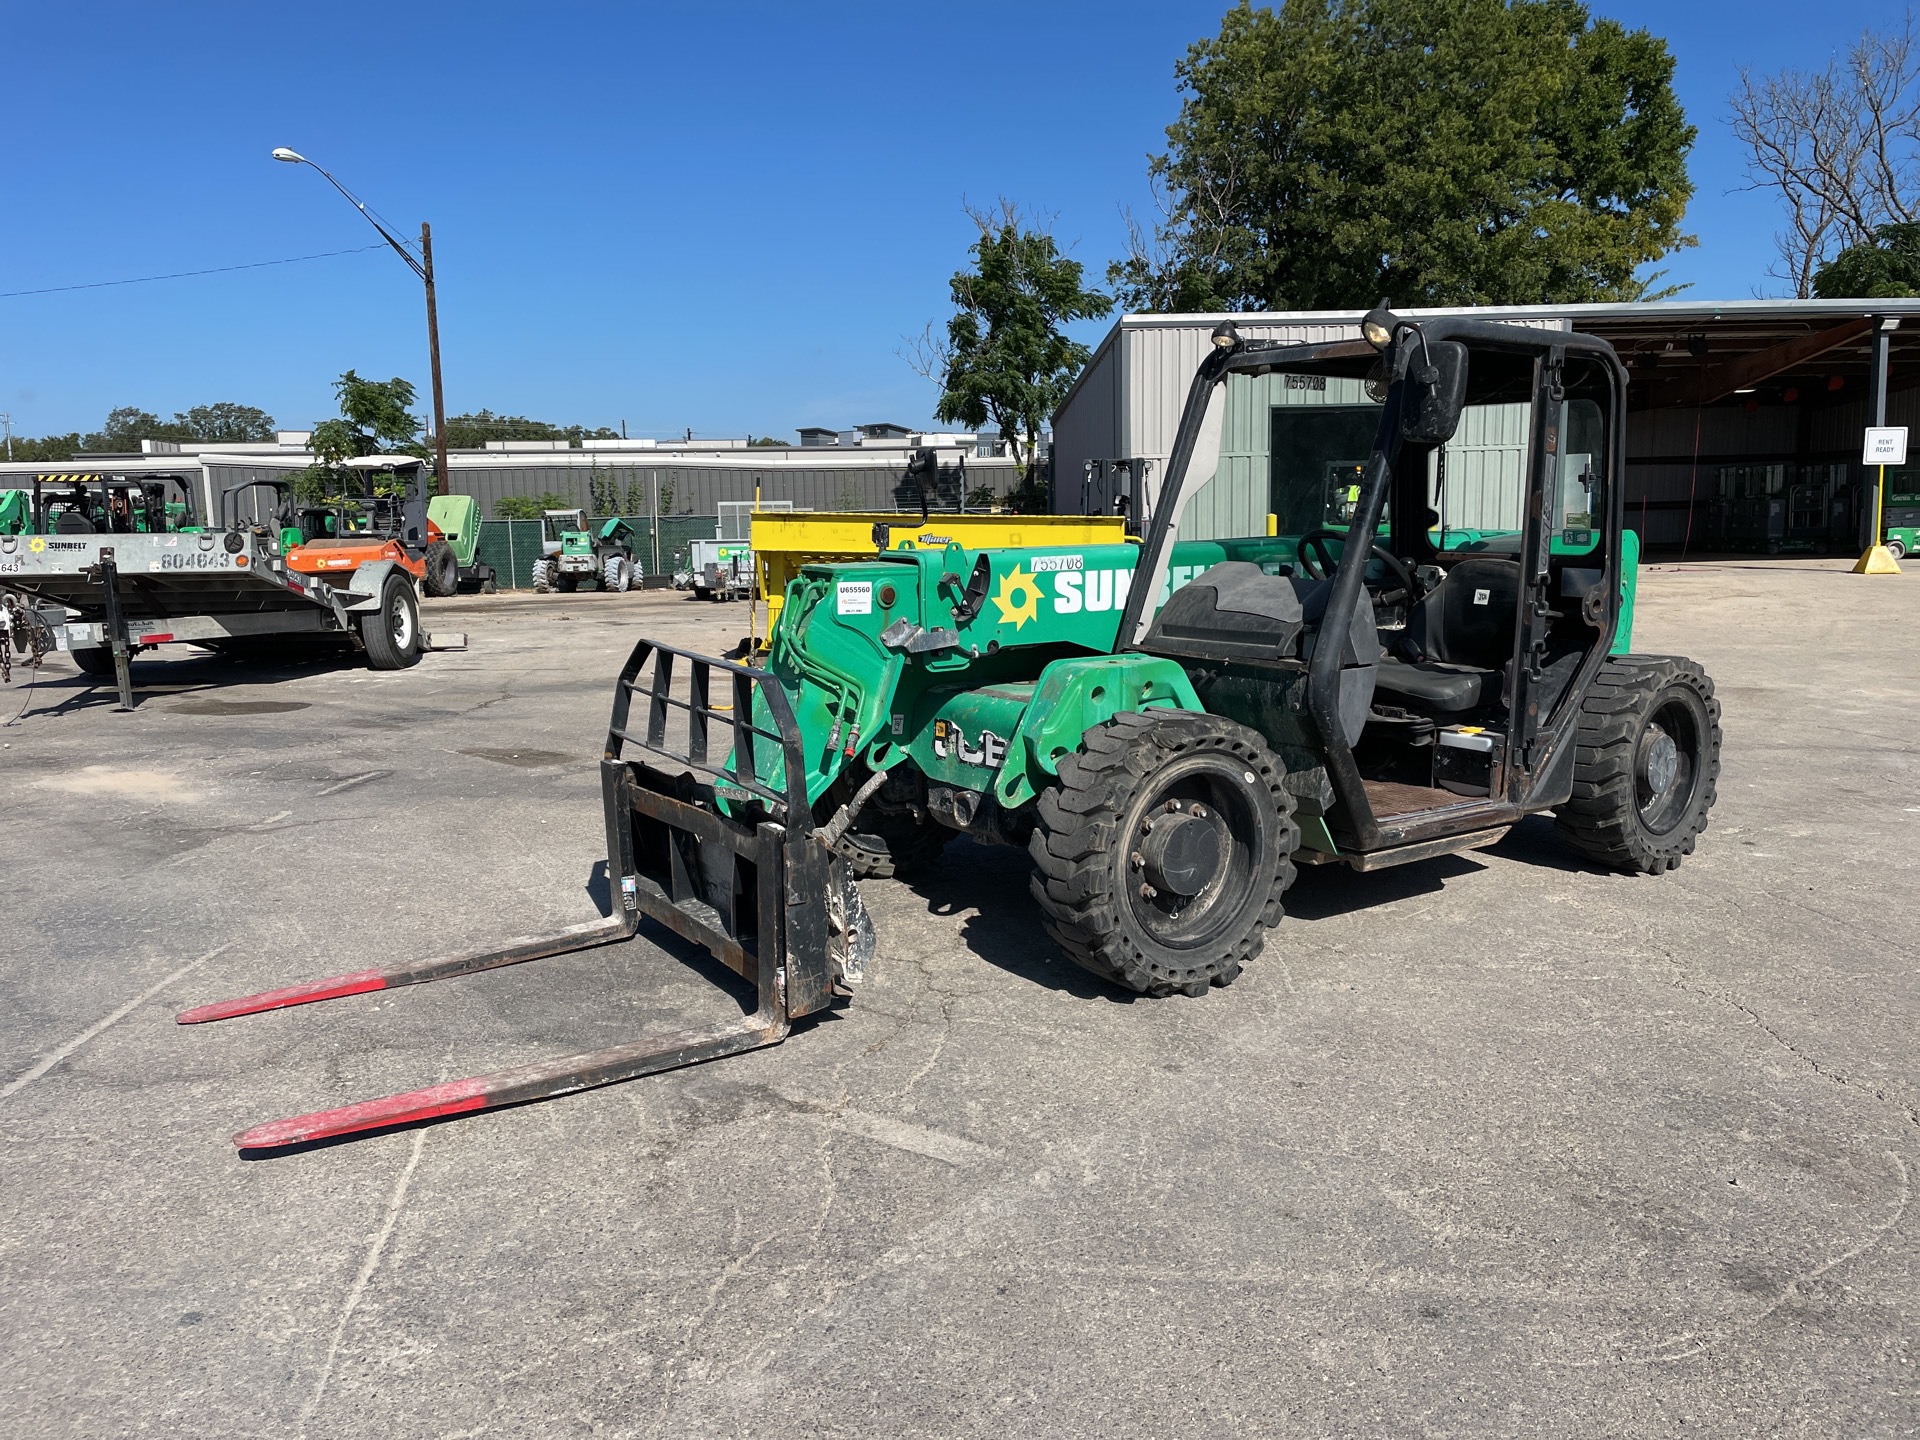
(1030, 711, 1297, 996)
(530, 559, 553, 594)
(603, 555, 633, 592)
(359, 574, 423, 670)
(1888, 537, 1907, 560)
(1553, 656, 1720, 873)
(421, 540, 458, 597)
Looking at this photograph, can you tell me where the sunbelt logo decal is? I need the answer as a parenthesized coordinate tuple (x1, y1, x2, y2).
(987, 559, 1136, 627)
(990, 565, 1042, 629)
(1053, 568, 1132, 614)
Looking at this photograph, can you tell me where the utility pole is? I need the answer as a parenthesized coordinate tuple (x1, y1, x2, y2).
(0, 413, 12, 461)
(421, 223, 449, 494)
(271, 148, 455, 493)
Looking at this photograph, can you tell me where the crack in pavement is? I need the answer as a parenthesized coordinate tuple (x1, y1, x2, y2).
(300, 1125, 428, 1431)
(1, 943, 233, 1102)
(1652, 944, 1920, 1132)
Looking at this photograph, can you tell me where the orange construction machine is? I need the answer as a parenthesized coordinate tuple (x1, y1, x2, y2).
(283, 456, 460, 598)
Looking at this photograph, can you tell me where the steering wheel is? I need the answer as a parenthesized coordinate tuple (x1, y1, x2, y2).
(1295, 528, 1420, 606)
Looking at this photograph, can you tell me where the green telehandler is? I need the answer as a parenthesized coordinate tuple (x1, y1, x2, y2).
(182, 308, 1724, 1148)
(530, 510, 639, 593)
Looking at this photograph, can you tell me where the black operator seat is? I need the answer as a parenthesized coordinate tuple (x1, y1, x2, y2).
(1372, 554, 1521, 713)
(1140, 561, 1380, 745)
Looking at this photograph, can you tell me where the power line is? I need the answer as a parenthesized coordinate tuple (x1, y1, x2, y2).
(0, 243, 389, 299)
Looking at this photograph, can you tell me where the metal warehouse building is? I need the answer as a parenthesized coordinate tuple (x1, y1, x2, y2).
(0, 432, 1024, 532)
(1053, 299, 1920, 551)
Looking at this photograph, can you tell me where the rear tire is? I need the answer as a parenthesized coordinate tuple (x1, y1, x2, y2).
(1553, 656, 1720, 873)
(1030, 710, 1297, 997)
(422, 540, 458, 597)
(531, 559, 553, 594)
(557, 572, 579, 593)
(359, 574, 423, 670)
(1889, 538, 1907, 560)
(604, 555, 633, 592)
(70, 646, 116, 676)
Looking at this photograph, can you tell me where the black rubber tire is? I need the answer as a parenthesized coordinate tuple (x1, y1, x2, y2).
(1553, 656, 1721, 874)
(834, 820, 952, 880)
(1889, 538, 1907, 560)
(359, 574, 423, 671)
(1030, 710, 1298, 997)
(531, 559, 553, 594)
(556, 573, 579, 593)
(421, 540, 459, 597)
(70, 646, 116, 676)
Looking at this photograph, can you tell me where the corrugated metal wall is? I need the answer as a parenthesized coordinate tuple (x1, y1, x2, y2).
(448, 457, 1025, 522)
(1051, 339, 1121, 513)
(1120, 319, 1355, 500)
(1174, 371, 1531, 542)
(197, 462, 301, 526)
(1438, 403, 1532, 532)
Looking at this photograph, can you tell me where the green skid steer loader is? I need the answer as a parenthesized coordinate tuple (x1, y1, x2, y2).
(183, 308, 1724, 1148)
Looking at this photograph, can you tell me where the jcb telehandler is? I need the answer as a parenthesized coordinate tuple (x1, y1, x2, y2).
(530, 510, 640, 593)
(183, 308, 1722, 1148)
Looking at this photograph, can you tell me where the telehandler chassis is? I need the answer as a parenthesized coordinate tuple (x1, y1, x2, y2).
(182, 308, 1721, 1148)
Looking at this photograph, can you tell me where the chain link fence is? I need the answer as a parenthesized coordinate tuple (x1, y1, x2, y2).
(472, 515, 720, 590)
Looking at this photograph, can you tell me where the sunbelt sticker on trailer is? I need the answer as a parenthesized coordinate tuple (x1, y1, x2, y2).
(837, 581, 872, 615)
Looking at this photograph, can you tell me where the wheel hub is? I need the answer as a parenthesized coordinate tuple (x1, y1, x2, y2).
(1139, 809, 1222, 897)
(1639, 724, 1678, 798)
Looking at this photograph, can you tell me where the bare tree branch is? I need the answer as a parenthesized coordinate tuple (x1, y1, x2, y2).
(1732, 11, 1920, 294)
(897, 319, 951, 385)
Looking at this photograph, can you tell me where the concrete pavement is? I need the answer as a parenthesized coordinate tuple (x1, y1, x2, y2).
(0, 565, 1914, 1438)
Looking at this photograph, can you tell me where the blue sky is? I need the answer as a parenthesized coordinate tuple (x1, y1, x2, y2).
(0, 1, 1904, 443)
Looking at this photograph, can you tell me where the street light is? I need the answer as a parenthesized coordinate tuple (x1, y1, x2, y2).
(271, 147, 450, 494)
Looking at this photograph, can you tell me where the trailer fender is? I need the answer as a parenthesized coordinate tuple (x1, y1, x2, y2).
(342, 559, 405, 612)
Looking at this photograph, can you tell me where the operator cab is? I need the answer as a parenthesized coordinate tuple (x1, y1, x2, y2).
(1127, 315, 1626, 852)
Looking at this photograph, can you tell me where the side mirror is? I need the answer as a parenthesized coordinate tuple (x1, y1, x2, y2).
(1400, 339, 1468, 445)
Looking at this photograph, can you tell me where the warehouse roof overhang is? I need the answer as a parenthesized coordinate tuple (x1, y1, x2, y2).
(1071, 298, 1920, 414)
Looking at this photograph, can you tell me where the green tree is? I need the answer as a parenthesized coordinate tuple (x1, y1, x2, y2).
(310, 370, 422, 466)
(1814, 222, 1920, 298)
(749, 435, 790, 447)
(3, 431, 86, 463)
(441, 410, 620, 449)
(494, 492, 577, 521)
(76, 402, 276, 451)
(912, 201, 1113, 485)
(1111, 0, 1696, 312)
(83, 407, 177, 451)
(178, 402, 276, 442)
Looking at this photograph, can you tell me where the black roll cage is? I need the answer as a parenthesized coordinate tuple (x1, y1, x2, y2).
(1116, 316, 1632, 853)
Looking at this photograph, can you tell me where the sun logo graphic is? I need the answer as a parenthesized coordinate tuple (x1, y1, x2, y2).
(28, 537, 46, 553)
(990, 564, 1041, 629)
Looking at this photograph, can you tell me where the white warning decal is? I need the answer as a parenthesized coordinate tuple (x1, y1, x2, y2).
(837, 581, 873, 615)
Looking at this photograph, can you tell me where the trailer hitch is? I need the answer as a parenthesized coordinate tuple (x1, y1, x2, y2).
(180, 639, 843, 1150)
